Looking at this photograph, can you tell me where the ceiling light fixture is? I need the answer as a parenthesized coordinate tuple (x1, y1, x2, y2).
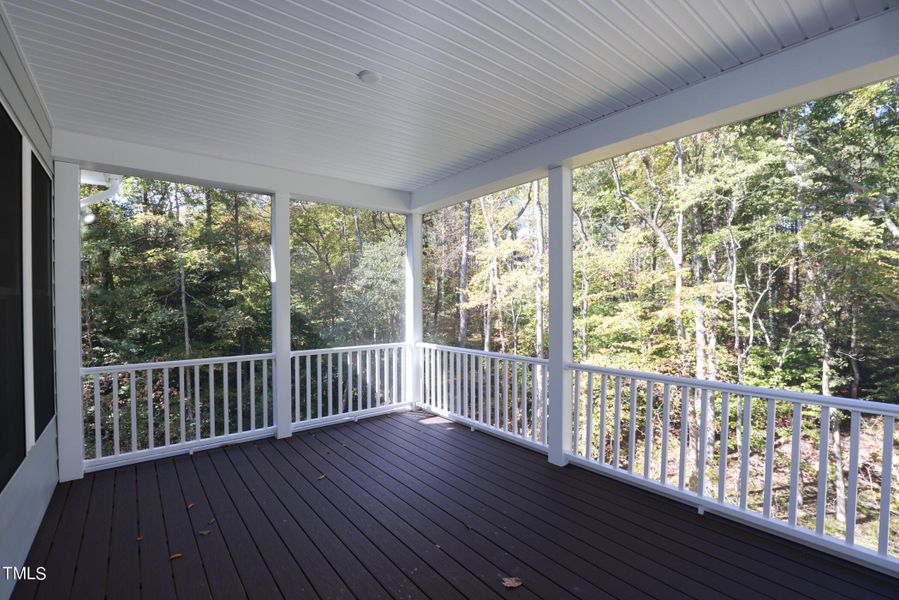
(356, 69, 382, 84)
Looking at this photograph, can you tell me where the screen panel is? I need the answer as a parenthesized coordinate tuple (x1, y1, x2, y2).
(32, 154, 54, 436)
(0, 103, 24, 491)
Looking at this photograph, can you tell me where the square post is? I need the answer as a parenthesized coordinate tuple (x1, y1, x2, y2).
(272, 190, 292, 437)
(55, 161, 83, 481)
(547, 165, 573, 466)
(404, 213, 423, 408)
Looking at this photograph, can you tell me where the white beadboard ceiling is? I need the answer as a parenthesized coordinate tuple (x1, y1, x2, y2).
(4, 0, 896, 192)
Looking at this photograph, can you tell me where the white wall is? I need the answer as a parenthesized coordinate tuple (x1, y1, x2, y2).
(0, 6, 56, 600)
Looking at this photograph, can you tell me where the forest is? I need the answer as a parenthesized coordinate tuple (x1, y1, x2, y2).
(423, 77, 899, 405)
(81, 184, 405, 368)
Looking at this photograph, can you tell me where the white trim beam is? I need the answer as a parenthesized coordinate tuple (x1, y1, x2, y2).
(547, 165, 572, 466)
(52, 129, 411, 213)
(411, 11, 899, 211)
(54, 160, 82, 482)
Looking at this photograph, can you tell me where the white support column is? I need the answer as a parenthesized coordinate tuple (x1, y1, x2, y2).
(547, 165, 573, 466)
(22, 138, 35, 452)
(55, 161, 83, 481)
(404, 213, 423, 408)
(272, 191, 292, 438)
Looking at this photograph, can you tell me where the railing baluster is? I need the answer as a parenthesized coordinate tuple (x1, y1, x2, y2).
(223, 363, 229, 435)
(179, 366, 186, 441)
(208, 365, 214, 438)
(718, 391, 729, 501)
(113, 373, 120, 455)
(263, 359, 269, 427)
(599, 375, 608, 464)
(164, 368, 171, 445)
(478, 357, 490, 425)
(739, 395, 752, 511)
(493, 357, 500, 428)
(293, 355, 309, 423)
(847, 411, 861, 545)
(678, 385, 688, 490)
(503, 359, 510, 432)
(613, 376, 622, 469)
(464, 353, 470, 418)
(194, 365, 201, 440)
(816, 405, 831, 535)
(366, 350, 372, 410)
(660, 383, 670, 484)
(585, 372, 594, 460)
(250, 360, 256, 429)
(236, 361, 243, 433)
(520, 361, 527, 438)
(530, 363, 537, 441)
(788, 403, 801, 525)
(316, 353, 323, 419)
(879, 416, 894, 555)
(338, 351, 344, 415)
(644, 381, 653, 479)
(93, 375, 101, 458)
(573, 370, 581, 454)
(356, 350, 362, 411)
(628, 377, 637, 474)
(147, 368, 155, 449)
(763, 398, 775, 518)
(698, 388, 709, 496)
(129, 371, 137, 451)
(327, 353, 333, 417)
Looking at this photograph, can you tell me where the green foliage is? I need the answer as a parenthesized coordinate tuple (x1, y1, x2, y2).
(424, 77, 899, 405)
(82, 180, 405, 365)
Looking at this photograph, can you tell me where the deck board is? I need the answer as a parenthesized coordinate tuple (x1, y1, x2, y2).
(14, 411, 899, 599)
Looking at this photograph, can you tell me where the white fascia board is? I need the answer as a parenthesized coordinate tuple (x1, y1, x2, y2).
(411, 9, 899, 212)
(52, 129, 412, 213)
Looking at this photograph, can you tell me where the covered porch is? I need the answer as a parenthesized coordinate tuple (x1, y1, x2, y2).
(0, 1, 898, 598)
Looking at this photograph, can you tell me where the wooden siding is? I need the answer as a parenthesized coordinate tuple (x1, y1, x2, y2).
(14, 411, 899, 599)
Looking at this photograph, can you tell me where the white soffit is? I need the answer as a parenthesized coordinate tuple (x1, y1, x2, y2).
(4, 0, 897, 196)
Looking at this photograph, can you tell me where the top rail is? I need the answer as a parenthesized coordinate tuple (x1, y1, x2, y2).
(81, 352, 275, 374)
(290, 342, 408, 356)
(567, 362, 899, 417)
(418, 342, 548, 365)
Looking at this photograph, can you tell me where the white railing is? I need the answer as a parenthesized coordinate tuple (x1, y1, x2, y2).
(418, 343, 548, 449)
(290, 343, 409, 428)
(81, 353, 275, 470)
(567, 362, 899, 572)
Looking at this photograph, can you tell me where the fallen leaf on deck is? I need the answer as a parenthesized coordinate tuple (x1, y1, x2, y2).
(186, 502, 195, 510)
(198, 530, 211, 536)
(207, 518, 216, 525)
(501, 577, 522, 589)
(136, 534, 144, 542)
(463, 523, 473, 530)
(318, 474, 326, 480)
(169, 553, 183, 561)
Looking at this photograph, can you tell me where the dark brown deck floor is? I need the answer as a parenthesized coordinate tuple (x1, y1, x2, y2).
(13, 411, 899, 599)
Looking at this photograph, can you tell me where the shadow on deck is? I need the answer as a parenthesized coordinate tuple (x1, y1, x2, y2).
(13, 411, 899, 599)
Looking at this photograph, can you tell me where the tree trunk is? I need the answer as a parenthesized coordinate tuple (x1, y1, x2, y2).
(205, 189, 213, 252)
(233, 192, 246, 355)
(458, 199, 471, 345)
(849, 305, 861, 399)
(534, 183, 545, 358)
(353, 208, 364, 257)
(823, 343, 847, 524)
(175, 186, 191, 358)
